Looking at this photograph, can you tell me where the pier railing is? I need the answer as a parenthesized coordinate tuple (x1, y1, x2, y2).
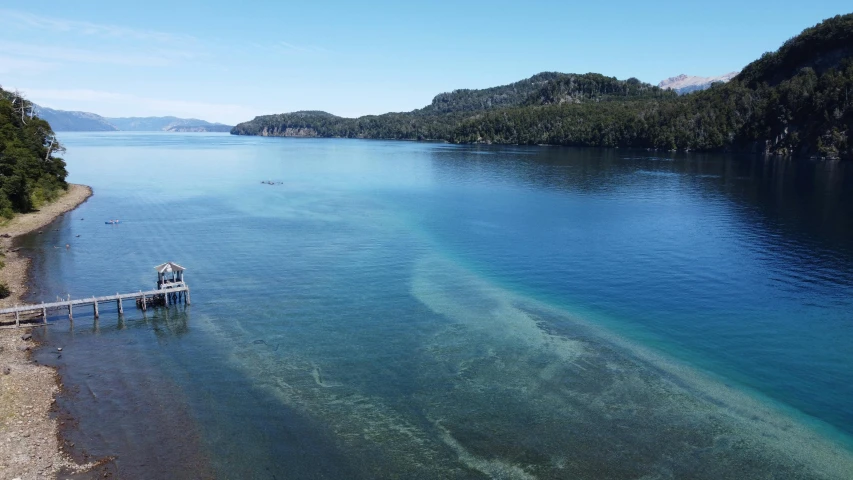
(0, 285, 190, 329)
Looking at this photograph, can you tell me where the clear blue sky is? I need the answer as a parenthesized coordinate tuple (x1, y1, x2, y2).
(1, 1, 850, 124)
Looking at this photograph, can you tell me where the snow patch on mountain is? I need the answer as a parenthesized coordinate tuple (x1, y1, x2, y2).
(658, 73, 739, 94)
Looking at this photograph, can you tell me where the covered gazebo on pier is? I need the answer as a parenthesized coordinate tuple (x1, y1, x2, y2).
(155, 261, 186, 290)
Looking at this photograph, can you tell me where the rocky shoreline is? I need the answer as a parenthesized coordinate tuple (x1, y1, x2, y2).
(0, 184, 94, 479)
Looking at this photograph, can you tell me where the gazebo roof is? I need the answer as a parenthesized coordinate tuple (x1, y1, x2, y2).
(154, 262, 186, 274)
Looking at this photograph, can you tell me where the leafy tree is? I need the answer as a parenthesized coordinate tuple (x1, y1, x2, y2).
(0, 87, 68, 217)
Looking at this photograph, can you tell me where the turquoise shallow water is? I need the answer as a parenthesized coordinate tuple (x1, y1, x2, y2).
(21, 133, 853, 478)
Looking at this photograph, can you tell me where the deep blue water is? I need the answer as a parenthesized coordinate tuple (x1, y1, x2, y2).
(20, 133, 853, 478)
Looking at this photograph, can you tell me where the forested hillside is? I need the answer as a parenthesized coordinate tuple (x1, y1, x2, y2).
(0, 87, 68, 217)
(232, 14, 853, 159)
(231, 74, 675, 140)
(421, 72, 562, 114)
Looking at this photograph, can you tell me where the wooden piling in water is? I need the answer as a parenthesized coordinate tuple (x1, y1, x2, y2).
(0, 282, 190, 328)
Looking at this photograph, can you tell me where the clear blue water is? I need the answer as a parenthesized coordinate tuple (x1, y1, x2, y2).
(21, 132, 853, 478)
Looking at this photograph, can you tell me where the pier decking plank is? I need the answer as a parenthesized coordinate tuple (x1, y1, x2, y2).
(0, 285, 190, 327)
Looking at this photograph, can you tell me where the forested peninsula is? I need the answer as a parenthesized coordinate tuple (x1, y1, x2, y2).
(0, 87, 68, 217)
(232, 14, 853, 159)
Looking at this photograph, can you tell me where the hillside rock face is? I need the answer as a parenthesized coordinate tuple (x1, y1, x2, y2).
(166, 125, 233, 132)
(259, 126, 319, 137)
(658, 73, 739, 94)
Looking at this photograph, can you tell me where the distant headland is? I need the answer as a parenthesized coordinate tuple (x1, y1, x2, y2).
(232, 14, 853, 160)
(31, 106, 233, 133)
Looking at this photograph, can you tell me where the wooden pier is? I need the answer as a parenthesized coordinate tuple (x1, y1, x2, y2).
(0, 261, 191, 329)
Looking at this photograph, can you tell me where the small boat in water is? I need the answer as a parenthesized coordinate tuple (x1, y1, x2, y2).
(105, 220, 121, 224)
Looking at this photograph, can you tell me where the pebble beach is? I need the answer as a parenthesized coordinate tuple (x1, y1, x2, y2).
(0, 184, 93, 479)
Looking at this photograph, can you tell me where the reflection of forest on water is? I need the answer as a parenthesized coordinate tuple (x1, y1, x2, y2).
(430, 146, 853, 264)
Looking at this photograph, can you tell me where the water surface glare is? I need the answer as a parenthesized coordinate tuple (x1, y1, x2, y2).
(25, 133, 853, 478)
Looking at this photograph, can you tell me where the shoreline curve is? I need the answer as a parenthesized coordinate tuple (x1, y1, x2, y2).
(0, 183, 95, 478)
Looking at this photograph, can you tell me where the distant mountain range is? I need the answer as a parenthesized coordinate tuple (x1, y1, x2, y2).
(32, 105, 232, 132)
(658, 73, 739, 94)
(33, 105, 117, 131)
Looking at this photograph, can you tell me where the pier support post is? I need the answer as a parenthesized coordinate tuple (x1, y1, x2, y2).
(0, 284, 193, 327)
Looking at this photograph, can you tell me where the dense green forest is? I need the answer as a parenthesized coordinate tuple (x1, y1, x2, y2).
(232, 73, 676, 141)
(233, 14, 853, 159)
(0, 87, 68, 217)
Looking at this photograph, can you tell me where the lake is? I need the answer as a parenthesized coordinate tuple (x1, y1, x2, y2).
(24, 132, 853, 478)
